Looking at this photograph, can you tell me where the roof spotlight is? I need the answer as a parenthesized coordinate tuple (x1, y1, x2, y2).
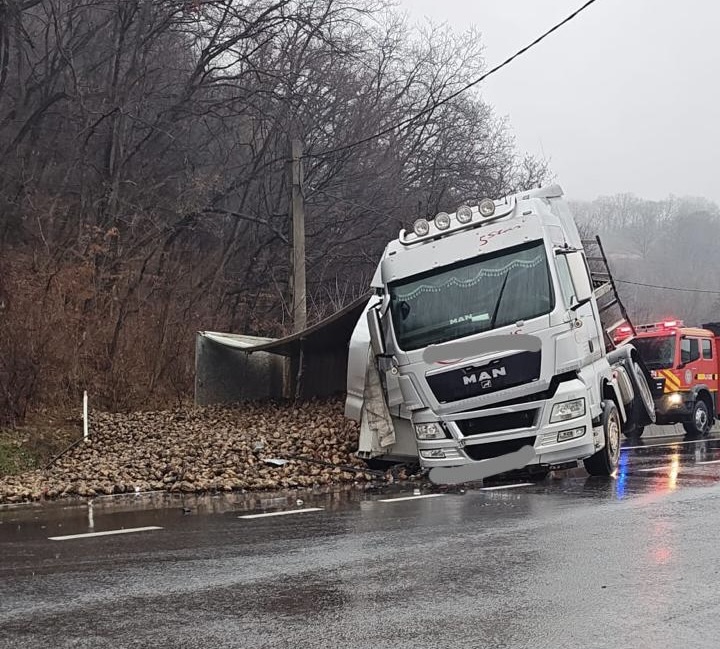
(456, 205, 473, 224)
(413, 219, 430, 237)
(434, 212, 451, 230)
(479, 198, 496, 217)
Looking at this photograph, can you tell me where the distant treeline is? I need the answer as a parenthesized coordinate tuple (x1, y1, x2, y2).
(570, 194, 720, 328)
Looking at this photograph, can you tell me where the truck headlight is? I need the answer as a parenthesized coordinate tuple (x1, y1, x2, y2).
(415, 423, 446, 440)
(550, 398, 586, 423)
(667, 393, 683, 405)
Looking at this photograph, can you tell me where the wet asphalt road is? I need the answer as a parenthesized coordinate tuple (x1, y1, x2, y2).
(3, 434, 720, 648)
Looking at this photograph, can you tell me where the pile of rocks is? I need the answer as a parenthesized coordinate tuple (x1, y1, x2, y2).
(0, 397, 412, 504)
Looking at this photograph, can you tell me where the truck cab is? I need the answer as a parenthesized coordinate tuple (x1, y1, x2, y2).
(346, 184, 656, 480)
(615, 320, 719, 435)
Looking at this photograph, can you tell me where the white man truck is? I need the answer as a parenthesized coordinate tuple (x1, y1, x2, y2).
(344, 184, 656, 480)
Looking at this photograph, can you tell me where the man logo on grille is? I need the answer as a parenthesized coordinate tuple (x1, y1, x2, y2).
(462, 367, 506, 386)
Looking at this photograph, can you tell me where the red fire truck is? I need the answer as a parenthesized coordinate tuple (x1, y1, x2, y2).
(614, 320, 720, 436)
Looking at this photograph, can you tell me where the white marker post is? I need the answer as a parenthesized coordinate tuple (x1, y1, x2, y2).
(83, 391, 89, 441)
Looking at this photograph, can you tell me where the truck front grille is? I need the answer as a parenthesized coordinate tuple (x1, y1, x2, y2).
(426, 351, 541, 404)
(456, 410, 538, 436)
(463, 436, 537, 461)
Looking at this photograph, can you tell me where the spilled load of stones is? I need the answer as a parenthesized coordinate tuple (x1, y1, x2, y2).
(0, 397, 416, 504)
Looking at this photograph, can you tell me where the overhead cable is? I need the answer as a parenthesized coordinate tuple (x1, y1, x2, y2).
(306, 0, 601, 159)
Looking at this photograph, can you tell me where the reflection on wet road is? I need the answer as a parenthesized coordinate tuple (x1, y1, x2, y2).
(3, 433, 720, 648)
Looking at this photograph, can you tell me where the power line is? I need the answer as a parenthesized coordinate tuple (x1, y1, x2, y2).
(309, 186, 390, 217)
(616, 279, 720, 295)
(306, 0, 601, 160)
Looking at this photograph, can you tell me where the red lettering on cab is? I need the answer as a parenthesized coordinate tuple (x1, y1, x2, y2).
(478, 224, 523, 247)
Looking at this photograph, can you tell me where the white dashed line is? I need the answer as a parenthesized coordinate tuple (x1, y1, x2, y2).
(49, 526, 163, 541)
(697, 459, 720, 465)
(378, 494, 445, 503)
(479, 483, 534, 491)
(238, 508, 323, 519)
(623, 439, 712, 451)
(636, 466, 674, 473)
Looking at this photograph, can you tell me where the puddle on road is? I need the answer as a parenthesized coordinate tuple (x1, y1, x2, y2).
(0, 482, 423, 527)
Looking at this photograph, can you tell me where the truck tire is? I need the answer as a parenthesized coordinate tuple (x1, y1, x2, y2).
(584, 400, 622, 477)
(683, 399, 711, 437)
(608, 345, 656, 427)
(631, 361, 656, 424)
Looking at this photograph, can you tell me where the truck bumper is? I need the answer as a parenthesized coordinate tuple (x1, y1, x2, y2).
(654, 392, 693, 424)
(415, 379, 598, 470)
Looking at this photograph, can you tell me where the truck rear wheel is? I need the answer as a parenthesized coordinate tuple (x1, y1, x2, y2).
(584, 400, 621, 477)
(683, 399, 711, 437)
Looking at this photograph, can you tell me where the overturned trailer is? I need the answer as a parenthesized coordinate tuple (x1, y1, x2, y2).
(194, 294, 371, 405)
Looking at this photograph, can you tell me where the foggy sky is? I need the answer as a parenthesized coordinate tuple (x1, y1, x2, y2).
(398, 0, 720, 205)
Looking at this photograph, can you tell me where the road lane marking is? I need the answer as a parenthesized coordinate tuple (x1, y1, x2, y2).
(238, 508, 323, 519)
(636, 466, 674, 472)
(697, 459, 720, 465)
(91, 490, 166, 500)
(480, 483, 534, 491)
(623, 439, 713, 451)
(378, 494, 445, 503)
(49, 526, 163, 541)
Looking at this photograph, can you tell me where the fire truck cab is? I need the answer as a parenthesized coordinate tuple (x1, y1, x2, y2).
(615, 320, 719, 436)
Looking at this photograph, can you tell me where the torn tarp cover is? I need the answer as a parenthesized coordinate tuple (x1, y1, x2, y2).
(198, 293, 372, 358)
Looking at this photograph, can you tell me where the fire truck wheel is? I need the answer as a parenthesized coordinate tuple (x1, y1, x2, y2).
(584, 400, 621, 477)
(683, 399, 711, 437)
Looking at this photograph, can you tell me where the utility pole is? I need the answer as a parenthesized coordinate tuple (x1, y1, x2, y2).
(290, 140, 307, 333)
(286, 138, 307, 401)
(288, 138, 307, 333)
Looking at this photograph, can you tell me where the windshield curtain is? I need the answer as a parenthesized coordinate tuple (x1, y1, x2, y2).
(633, 335, 676, 369)
(388, 240, 554, 351)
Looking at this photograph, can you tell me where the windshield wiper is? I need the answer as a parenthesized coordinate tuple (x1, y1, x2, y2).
(489, 270, 511, 330)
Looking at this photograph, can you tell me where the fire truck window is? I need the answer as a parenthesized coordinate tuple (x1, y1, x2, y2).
(681, 337, 700, 364)
(702, 339, 713, 359)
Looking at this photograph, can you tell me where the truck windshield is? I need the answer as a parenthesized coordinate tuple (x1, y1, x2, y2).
(388, 240, 554, 351)
(632, 335, 676, 369)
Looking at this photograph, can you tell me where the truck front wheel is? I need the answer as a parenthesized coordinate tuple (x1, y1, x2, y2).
(584, 400, 622, 477)
(683, 399, 711, 437)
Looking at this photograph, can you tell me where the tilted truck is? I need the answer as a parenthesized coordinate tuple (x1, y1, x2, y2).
(344, 184, 657, 480)
(613, 319, 720, 437)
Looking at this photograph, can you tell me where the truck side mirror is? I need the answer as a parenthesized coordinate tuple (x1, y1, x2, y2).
(367, 305, 386, 356)
(566, 250, 593, 308)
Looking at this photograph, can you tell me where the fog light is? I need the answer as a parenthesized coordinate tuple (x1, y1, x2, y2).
(550, 398, 586, 423)
(415, 422, 446, 440)
(420, 449, 446, 459)
(557, 427, 586, 442)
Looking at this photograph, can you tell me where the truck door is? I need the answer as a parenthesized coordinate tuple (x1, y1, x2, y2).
(700, 337, 719, 413)
(679, 336, 702, 390)
(555, 251, 600, 357)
